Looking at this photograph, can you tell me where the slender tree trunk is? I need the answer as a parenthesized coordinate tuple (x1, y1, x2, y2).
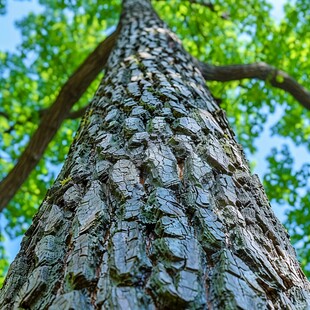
(1, 0, 310, 309)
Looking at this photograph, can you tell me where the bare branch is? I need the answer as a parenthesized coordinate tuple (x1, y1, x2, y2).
(187, 0, 229, 19)
(39, 105, 88, 120)
(187, 0, 215, 9)
(0, 29, 119, 211)
(153, 0, 229, 20)
(67, 106, 89, 119)
(0, 104, 86, 136)
(0, 111, 9, 119)
(198, 61, 310, 111)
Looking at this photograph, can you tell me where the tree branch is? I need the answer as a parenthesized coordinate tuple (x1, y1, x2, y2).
(0, 29, 119, 211)
(0, 111, 9, 119)
(187, 0, 229, 19)
(198, 61, 310, 111)
(153, 0, 229, 20)
(39, 105, 88, 120)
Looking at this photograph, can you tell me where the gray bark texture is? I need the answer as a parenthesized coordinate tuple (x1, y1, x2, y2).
(1, 0, 310, 309)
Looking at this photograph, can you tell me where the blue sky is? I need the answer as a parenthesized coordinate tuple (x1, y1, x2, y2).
(0, 0, 306, 262)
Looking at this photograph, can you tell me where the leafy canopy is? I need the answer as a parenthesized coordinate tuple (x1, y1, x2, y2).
(0, 0, 309, 284)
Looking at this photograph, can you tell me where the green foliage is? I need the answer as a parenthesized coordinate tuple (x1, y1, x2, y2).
(264, 145, 309, 205)
(0, 238, 8, 287)
(264, 145, 310, 276)
(0, 0, 309, 278)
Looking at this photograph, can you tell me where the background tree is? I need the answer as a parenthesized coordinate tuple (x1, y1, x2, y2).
(0, 0, 309, 286)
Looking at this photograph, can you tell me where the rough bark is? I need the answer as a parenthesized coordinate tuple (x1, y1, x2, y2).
(1, 0, 310, 309)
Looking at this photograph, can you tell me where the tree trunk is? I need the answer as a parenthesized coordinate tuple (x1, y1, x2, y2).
(1, 0, 310, 309)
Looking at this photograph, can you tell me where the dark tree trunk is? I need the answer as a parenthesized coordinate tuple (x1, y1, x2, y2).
(1, 0, 310, 309)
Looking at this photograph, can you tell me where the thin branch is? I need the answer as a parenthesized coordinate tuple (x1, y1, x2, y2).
(0, 29, 119, 211)
(0, 104, 86, 135)
(0, 112, 9, 119)
(66, 106, 89, 119)
(153, 0, 229, 20)
(198, 61, 310, 111)
(39, 105, 88, 120)
(187, 0, 229, 19)
(187, 0, 215, 9)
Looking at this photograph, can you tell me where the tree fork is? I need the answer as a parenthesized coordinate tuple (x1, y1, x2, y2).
(1, 0, 309, 309)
